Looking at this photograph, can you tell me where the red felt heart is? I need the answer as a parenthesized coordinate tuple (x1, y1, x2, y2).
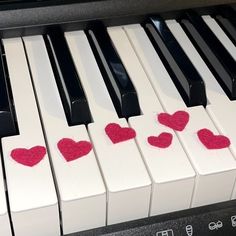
(105, 123, 136, 144)
(148, 132, 173, 148)
(197, 128, 230, 149)
(57, 138, 92, 162)
(11, 146, 46, 167)
(158, 110, 189, 131)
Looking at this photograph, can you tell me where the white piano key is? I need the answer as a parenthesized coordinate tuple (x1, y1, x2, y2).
(0, 157, 12, 236)
(89, 118, 151, 224)
(202, 15, 236, 61)
(65, 30, 151, 224)
(123, 25, 186, 112)
(1, 38, 59, 236)
(124, 24, 236, 207)
(107, 26, 195, 215)
(129, 114, 195, 215)
(65, 31, 117, 123)
(207, 103, 236, 184)
(23, 35, 106, 234)
(107, 26, 163, 115)
(178, 107, 236, 207)
(166, 19, 236, 194)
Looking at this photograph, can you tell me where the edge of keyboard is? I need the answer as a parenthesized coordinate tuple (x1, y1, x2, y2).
(67, 200, 236, 235)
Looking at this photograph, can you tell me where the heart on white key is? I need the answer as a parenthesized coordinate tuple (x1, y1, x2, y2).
(57, 138, 92, 161)
(10, 146, 46, 167)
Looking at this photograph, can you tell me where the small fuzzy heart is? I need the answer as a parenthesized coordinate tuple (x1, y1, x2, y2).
(158, 110, 189, 131)
(197, 128, 230, 149)
(148, 132, 173, 148)
(105, 123, 136, 144)
(57, 138, 92, 162)
(11, 146, 46, 167)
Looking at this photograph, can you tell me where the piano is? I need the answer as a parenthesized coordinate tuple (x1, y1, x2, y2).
(1, 0, 236, 235)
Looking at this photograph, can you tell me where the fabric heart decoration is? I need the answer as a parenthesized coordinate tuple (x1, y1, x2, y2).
(148, 132, 173, 148)
(10, 146, 46, 167)
(158, 110, 189, 131)
(105, 123, 136, 144)
(197, 128, 230, 149)
(57, 138, 92, 162)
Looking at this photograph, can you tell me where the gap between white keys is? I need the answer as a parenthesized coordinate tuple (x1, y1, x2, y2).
(65, 30, 151, 225)
(124, 24, 236, 207)
(23, 35, 106, 235)
(166, 19, 236, 199)
(202, 15, 236, 62)
(0, 155, 11, 236)
(107, 26, 195, 215)
(1, 37, 59, 236)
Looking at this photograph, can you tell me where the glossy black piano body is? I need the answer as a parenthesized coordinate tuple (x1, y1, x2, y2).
(0, 0, 234, 38)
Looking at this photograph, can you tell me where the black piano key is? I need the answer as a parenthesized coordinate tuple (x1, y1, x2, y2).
(86, 22, 141, 118)
(216, 5, 236, 24)
(144, 17, 207, 107)
(180, 10, 236, 100)
(214, 14, 236, 47)
(44, 30, 92, 125)
(215, 6, 236, 46)
(0, 48, 17, 137)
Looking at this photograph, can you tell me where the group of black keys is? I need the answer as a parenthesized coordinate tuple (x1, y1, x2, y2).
(1, 5, 236, 140)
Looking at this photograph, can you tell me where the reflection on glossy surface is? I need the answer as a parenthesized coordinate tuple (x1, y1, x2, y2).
(144, 16, 207, 107)
(45, 30, 92, 125)
(180, 10, 236, 100)
(87, 22, 140, 118)
(0, 48, 17, 137)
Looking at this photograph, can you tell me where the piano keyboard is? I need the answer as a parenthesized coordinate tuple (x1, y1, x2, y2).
(1, 5, 236, 236)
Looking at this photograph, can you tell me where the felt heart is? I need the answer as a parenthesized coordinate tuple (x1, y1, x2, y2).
(11, 146, 46, 167)
(158, 110, 189, 131)
(57, 138, 92, 162)
(105, 123, 136, 144)
(197, 128, 230, 149)
(148, 132, 173, 148)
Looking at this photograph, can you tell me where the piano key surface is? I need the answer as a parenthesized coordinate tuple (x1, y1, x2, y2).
(0, 155, 12, 236)
(180, 11, 236, 100)
(144, 17, 207, 107)
(216, 5, 236, 46)
(0, 51, 17, 137)
(107, 25, 195, 216)
(166, 19, 229, 106)
(87, 23, 141, 118)
(45, 30, 92, 125)
(107, 26, 163, 115)
(23, 35, 106, 235)
(2, 4, 236, 235)
(65, 30, 151, 225)
(124, 24, 236, 207)
(65, 31, 118, 123)
(166, 17, 236, 201)
(1, 37, 60, 236)
(203, 15, 236, 61)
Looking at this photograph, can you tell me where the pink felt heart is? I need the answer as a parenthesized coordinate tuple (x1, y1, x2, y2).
(57, 138, 92, 162)
(197, 128, 230, 149)
(158, 110, 189, 131)
(10, 146, 46, 167)
(148, 132, 173, 148)
(105, 123, 136, 144)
